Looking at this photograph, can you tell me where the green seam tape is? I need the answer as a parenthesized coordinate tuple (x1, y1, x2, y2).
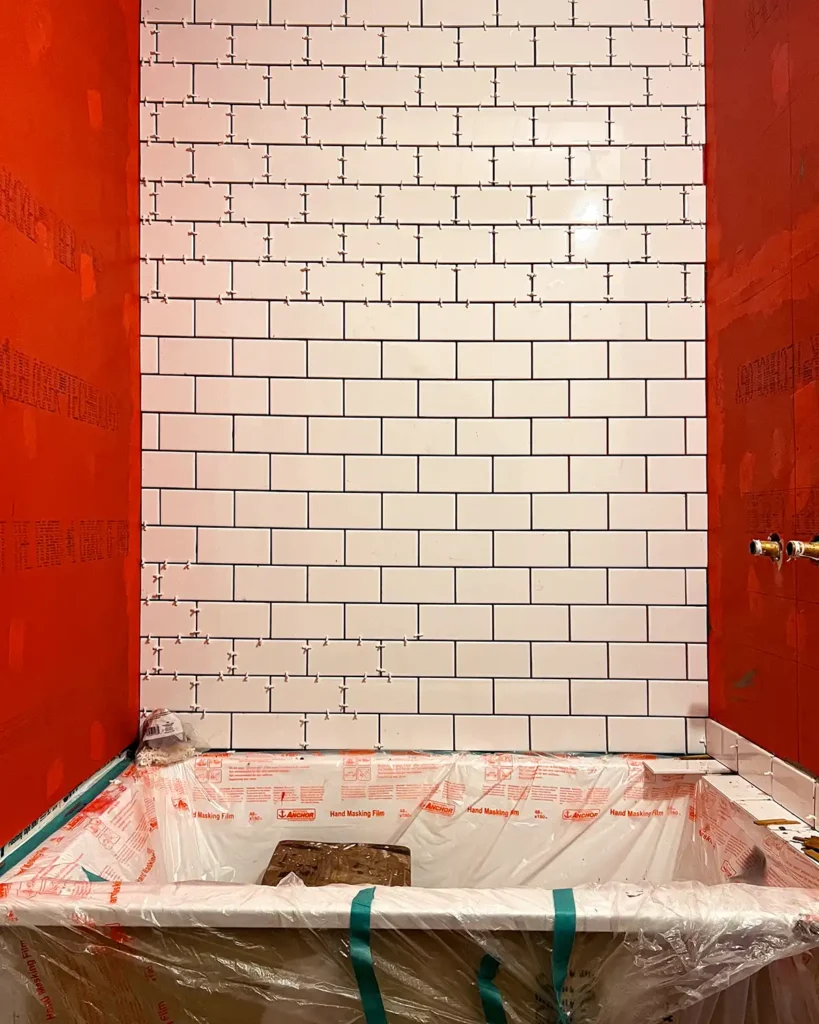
(0, 755, 130, 879)
(350, 887, 387, 1024)
(477, 954, 508, 1024)
(82, 867, 108, 883)
(552, 888, 577, 1024)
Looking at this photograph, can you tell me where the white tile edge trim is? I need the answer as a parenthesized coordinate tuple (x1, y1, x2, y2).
(706, 718, 819, 828)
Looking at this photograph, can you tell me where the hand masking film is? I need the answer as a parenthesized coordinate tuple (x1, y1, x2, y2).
(2, 752, 819, 1024)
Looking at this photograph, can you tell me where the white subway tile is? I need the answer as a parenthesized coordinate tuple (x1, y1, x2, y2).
(271, 379, 342, 416)
(308, 567, 380, 603)
(530, 716, 607, 754)
(457, 419, 531, 455)
(648, 380, 706, 416)
(308, 640, 381, 677)
(649, 606, 707, 643)
(233, 639, 305, 676)
(162, 489, 234, 527)
(235, 342, 305, 378)
(383, 493, 455, 529)
(420, 381, 493, 417)
(159, 337, 231, 376)
(572, 680, 648, 716)
(608, 717, 687, 754)
(457, 642, 532, 678)
(532, 568, 607, 604)
(495, 606, 569, 641)
(421, 532, 493, 567)
(421, 679, 492, 714)
(382, 641, 455, 677)
(197, 452, 270, 490)
(534, 419, 607, 455)
(494, 457, 568, 494)
(571, 606, 647, 642)
(609, 643, 687, 679)
(272, 529, 343, 566)
(649, 680, 708, 717)
(534, 341, 608, 379)
(235, 417, 306, 454)
(609, 568, 686, 605)
(686, 568, 707, 605)
(198, 602, 270, 639)
(533, 494, 608, 530)
(383, 567, 454, 603)
(609, 494, 686, 530)
(384, 419, 455, 456)
(571, 457, 646, 493)
(309, 417, 381, 454)
(495, 531, 569, 567)
(198, 527, 271, 564)
(346, 455, 417, 492)
(532, 642, 607, 679)
(235, 566, 306, 602)
(236, 492, 307, 528)
(142, 375, 195, 413)
(271, 454, 343, 491)
(198, 377, 268, 415)
(571, 531, 647, 568)
(309, 340, 380, 378)
(309, 493, 381, 529)
(144, 451, 195, 489)
(455, 716, 530, 752)
(648, 531, 707, 567)
(269, 604, 344, 640)
(456, 568, 530, 604)
(161, 564, 234, 602)
(421, 457, 492, 493)
(346, 604, 418, 641)
(381, 715, 454, 751)
(457, 495, 531, 530)
(420, 605, 493, 641)
(348, 679, 419, 715)
(495, 680, 570, 715)
(609, 418, 686, 455)
(383, 342, 455, 380)
(458, 341, 532, 380)
(346, 531, 418, 566)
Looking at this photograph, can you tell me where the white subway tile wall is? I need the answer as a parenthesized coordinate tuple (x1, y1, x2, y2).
(140, 0, 706, 752)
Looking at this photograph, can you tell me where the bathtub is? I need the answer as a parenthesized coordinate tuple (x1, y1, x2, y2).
(2, 751, 819, 1023)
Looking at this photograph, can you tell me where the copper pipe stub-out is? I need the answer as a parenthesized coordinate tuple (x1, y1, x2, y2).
(786, 537, 819, 563)
(749, 533, 783, 566)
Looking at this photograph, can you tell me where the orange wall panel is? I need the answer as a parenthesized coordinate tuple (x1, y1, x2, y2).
(0, 1, 140, 845)
(707, 0, 819, 771)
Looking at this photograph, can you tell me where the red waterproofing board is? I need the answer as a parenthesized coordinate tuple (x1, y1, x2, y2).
(0, 0, 141, 846)
(706, 0, 819, 771)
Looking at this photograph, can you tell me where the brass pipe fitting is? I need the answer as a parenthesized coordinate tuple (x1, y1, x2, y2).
(786, 539, 819, 562)
(749, 534, 783, 565)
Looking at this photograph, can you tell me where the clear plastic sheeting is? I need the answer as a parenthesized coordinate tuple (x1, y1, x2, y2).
(1, 751, 819, 1023)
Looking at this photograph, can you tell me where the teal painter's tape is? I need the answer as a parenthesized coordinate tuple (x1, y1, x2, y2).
(350, 887, 388, 1024)
(0, 756, 129, 879)
(552, 888, 577, 1024)
(82, 867, 107, 883)
(477, 954, 508, 1024)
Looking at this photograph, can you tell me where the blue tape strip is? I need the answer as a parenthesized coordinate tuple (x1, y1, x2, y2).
(350, 887, 387, 1024)
(0, 756, 130, 879)
(552, 888, 577, 1024)
(477, 953, 508, 1024)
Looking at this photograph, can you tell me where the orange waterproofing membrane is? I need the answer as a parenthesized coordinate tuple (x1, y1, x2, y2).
(706, 0, 819, 772)
(0, 0, 141, 846)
